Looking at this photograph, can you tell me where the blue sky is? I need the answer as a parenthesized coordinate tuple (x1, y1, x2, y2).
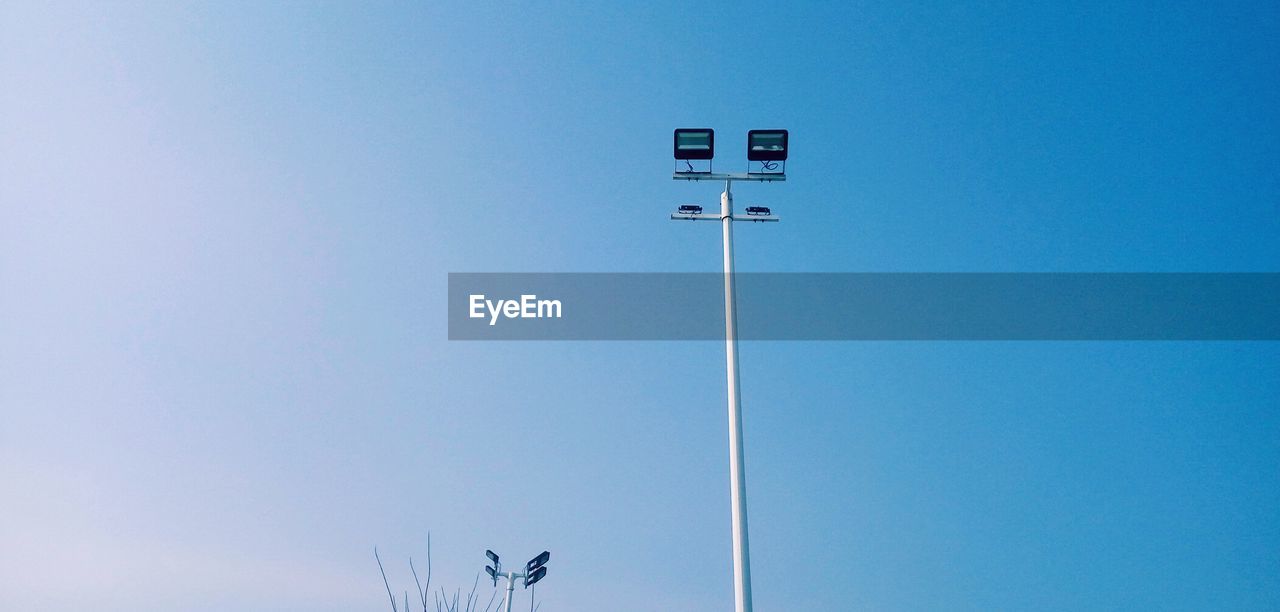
(2, 2, 1278, 610)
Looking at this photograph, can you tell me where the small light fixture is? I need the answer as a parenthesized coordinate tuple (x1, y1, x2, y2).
(678, 205, 704, 214)
(525, 566, 547, 588)
(745, 206, 771, 216)
(524, 551, 550, 588)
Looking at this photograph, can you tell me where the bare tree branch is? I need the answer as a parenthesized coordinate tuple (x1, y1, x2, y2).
(465, 572, 480, 612)
(411, 557, 426, 612)
(428, 534, 434, 606)
(375, 547, 399, 612)
(439, 587, 453, 612)
(411, 537, 433, 612)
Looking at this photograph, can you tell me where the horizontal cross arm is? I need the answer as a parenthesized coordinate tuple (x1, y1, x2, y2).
(669, 213, 780, 222)
(672, 172, 786, 183)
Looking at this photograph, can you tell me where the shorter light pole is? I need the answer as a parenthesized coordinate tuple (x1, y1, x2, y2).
(484, 549, 550, 612)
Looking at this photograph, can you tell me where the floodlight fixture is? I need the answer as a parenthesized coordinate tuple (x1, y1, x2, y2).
(745, 206, 771, 216)
(678, 205, 704, 215)
(484, 549, 500, 586)
(525, 551, 550, 573)
(674, 128, 715, 160)
(524, 566, 547, 588)
(747, 129, 788, 161)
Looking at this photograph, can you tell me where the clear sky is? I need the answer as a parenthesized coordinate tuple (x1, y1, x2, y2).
(2, 2, 1278, 610)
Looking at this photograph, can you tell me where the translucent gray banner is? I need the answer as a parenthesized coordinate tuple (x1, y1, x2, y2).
(447, 273, 1280, 340)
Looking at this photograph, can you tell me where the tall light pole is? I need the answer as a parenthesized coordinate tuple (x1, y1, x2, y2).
(670, 129, 788, 612)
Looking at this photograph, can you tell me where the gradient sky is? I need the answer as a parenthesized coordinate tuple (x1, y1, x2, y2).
(2, 2, 1278, 611)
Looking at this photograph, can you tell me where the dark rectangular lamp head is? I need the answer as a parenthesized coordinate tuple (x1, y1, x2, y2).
(674, 129, 715, 160)
(526, 551, 550, 573)
(747, 129, 788, 161)
(524, 566, 547, 587)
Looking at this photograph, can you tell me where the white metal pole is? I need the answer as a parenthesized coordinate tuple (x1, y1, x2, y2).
(503, 573, 517, 612)
(720, 181, 753, 612)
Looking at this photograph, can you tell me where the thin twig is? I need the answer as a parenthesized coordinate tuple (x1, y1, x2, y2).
(375, 547, 399, 612)
(411, 558, 427, 612)
(466, 572, 480, 611)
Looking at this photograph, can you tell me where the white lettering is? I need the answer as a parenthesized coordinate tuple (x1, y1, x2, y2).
(537, 298, 561, 318)
(468, 294, 563, 325)
(486, 298, 502, 326)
